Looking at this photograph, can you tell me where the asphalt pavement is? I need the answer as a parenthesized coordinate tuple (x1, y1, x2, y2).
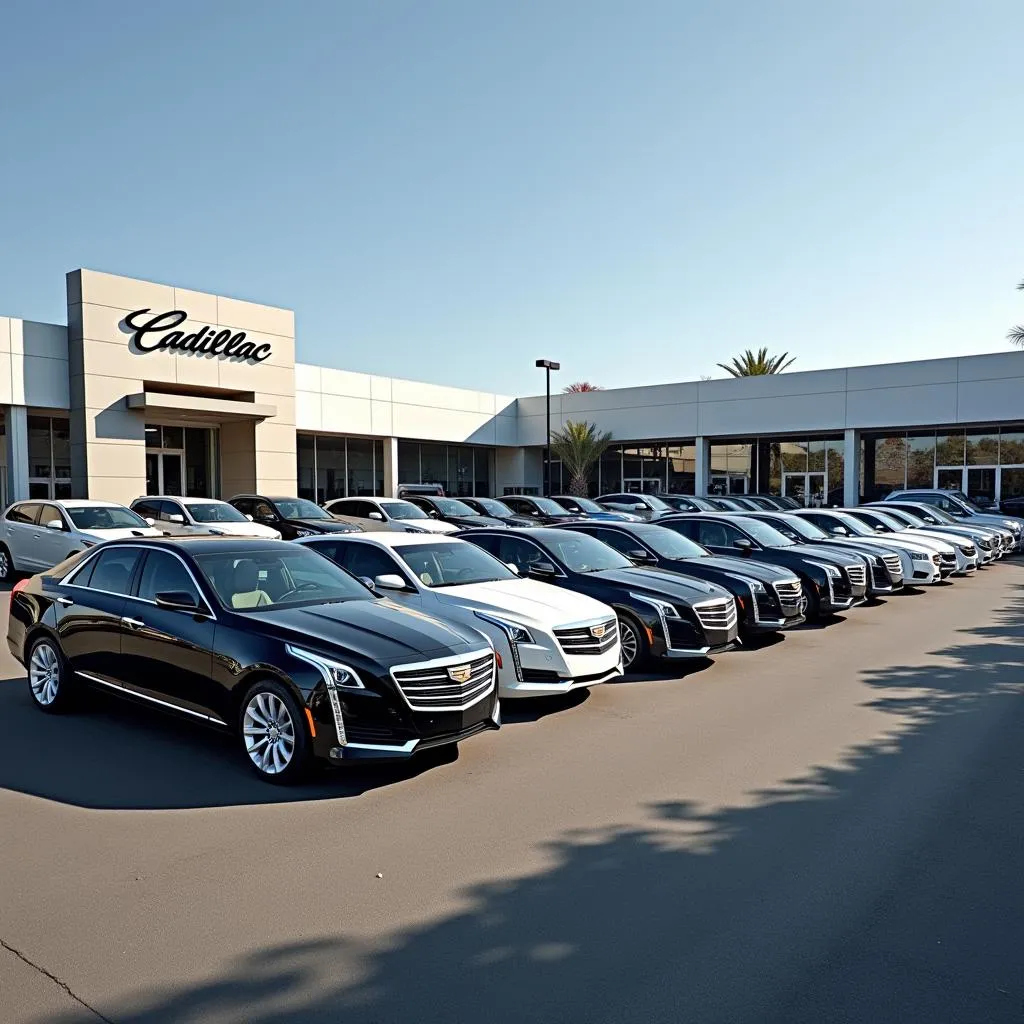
(2, 566, 1023, 1023)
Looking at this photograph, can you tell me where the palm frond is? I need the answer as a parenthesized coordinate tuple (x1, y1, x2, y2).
(549, 420, 613, 496)
(1008, 325, 1024, 347)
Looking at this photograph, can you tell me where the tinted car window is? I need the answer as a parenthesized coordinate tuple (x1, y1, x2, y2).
(231, 498, 254, 516)
(396, 541, 516, 587)
(698, 521, 749, 549)
(37, 504, 66, 530)
(545, 533, 633, 573)
(583, 528, 639, 556)
(66, 506, 150, 530)
(85, 548, 142, 595)
(133, 500, 161, 520)
(6, 503, 40, 525)
(337, 543, 406, 582)
(251, 500, 277, 520)
(185, 502, 249, 524)
(493, 535, 549, 574)
(501, 498, 530, 513)
(137, 550, 202, 603)
(662, 518, 700, 540)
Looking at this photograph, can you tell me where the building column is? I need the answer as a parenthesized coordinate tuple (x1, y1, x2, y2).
(844, 428, 861, 506)
(695, 436, 710, 496)
(5, 405, 29, 504)
(382, 436, 399, 497)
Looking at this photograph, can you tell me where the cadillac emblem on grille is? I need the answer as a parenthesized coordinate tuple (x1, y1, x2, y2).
(447, 665, 473, 684)
(590, 624, 606, 638)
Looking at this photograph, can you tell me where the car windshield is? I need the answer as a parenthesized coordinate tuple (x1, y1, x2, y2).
(396, 541, 516, 587)
(185, 502, 249, 524)
(639, 494, 672, 511)
(823, 512, 876, 537)
(563, 497, 602, 513)
(909, 505, 957, 525)
(733, 517, 795, 547)
(528, 497, 572, 515)
(631, 524, 707, 559)
(274, 498, 331, 520)
(544, 533, 633, 573)
(766, 515, 827, 541)
(880, 508, 924, 527)
(434, 498, 479, 516)
(66, 506, 149, 531)
(379, 501, 430, 521)
(474, 498, 515, 517)
(858, 510, 905, 531)
(194, 546, 373, 611)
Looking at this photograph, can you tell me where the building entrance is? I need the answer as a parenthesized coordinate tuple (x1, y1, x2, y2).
(145, 424, 217, 497)
(782, 471, 826, 507)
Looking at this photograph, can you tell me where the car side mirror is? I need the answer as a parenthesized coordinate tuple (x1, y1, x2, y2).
(528, 560, 557, 579)
(45, 519, 63, 531)
(155, 591, 203, 614)
(505, 562, 520, 575)
(144, 517, 156, 527)
(368, 511, 384, 521)
(733, 538, 753, 556)
(628, 548, 655, 564)
(358, 576, 376, 591)
(374, 573, 408, 591)
(168, 514, 185, 524)
(632, 503, 646, 511)
(874, 525, 886, 532)
(245, 514, 254, 522)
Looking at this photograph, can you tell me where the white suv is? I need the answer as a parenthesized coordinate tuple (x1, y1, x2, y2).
(0, 499, 160, 580)
(297, 533, 623, 698)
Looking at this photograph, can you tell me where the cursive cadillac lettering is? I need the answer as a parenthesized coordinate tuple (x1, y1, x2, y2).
(123, 309, 273, 363)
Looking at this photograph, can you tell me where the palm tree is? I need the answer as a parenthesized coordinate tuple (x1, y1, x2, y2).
(563, 382, 604, 393)
(549, 420, 613, 497)
(716, 348, 796, 377)
(1008, 280, 1024, 347)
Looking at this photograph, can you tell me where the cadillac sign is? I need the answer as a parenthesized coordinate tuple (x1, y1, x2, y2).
(124, 309, 273, 363)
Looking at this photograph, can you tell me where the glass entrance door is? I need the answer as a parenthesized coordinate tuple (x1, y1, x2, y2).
(145, 450, 185, 495)
(999, 467, 1024, 507)
(623, 477, 663, 493)
(783, 472, 826, 507)
(966, 466, 997, 508)
(936, 467, 964, 491)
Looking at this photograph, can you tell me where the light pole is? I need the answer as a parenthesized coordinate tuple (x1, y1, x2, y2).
(535, 358, 560, 495)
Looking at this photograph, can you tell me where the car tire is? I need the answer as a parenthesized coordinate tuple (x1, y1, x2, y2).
(238, 678, 311, 785)
(26, 635, 75, 714)
(617, 612, 649, 672)
(803, 585, 821, 622)
(0, 543, 14, 583)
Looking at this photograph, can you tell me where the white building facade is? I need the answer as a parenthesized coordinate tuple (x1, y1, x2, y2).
(1, 268, 1023, 510)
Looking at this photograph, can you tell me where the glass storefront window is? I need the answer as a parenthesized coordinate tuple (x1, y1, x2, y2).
(184, 428, 214, 497)
(1000, 430, 1024, 465)
(861, 435, 907, 501)
(807, 439, 825, 472)
(599, 447, 622, 494)
(419, 444, 446, 490)
(297, 434, 316, 500)
(965, 430, 998, 466)
(344, 438, 374, 496)
(317, 435, 346, 502)
(666, 445, 696, 494)
(28, 415, 73, 500)
(906, 433, 935, 489)
(781, 442, 807, 474)
(825, 440, 844, 504)
(398, 441, 419, 485)
(935, 431, 965, 466)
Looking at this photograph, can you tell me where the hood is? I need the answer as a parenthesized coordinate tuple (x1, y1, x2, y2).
(786, 543, 860, 566)
(964, 512, 1024, 531)
(411, 519, 461, 534)
(254, 598, 486, 665)
(435, 577, 614, 629)
(883, 532, 954, 554)
(591, 566, 732, 603)
(673, 554, 795, 583)
(447, 515, 512, 530)
(199, 522, 280, 539)
(80, 526, 162, 541)
(291, 518, 361, 533)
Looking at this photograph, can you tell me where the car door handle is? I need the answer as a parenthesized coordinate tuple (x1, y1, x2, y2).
(56, 596, 74, 607)
(121, 616, 145, 629)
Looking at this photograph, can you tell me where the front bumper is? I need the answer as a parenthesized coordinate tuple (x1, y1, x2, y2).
(502, 664, 623, 696)
(329, 713, 500, 761)
(498, 628, 622, 699)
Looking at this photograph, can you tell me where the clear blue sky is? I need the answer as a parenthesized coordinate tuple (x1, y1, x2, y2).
(2, 0, 1022, 395)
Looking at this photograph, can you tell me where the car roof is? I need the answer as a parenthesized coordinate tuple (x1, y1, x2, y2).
(50, 499, 131, 509)
(307, 531, 464, 549)
(97, 535, 291, 553)
(461, 526, 585, 544)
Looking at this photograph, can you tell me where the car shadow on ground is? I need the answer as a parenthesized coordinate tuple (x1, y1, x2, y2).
(500, 688, 591, 725)
(40, 583, 1024, 1024)
(0, 679, 457, 810)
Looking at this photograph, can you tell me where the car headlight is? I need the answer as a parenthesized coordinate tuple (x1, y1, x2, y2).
(645, 597, 681, 619)
(293, 527, 316, 538)
(474, 612, 534, 644)
(820, 563, 841, 578)
(286, 645, 365, 690)
(910, 551, 929, 561)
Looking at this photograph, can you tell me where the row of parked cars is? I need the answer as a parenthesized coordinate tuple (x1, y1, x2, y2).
(6, 486, 1020, 784)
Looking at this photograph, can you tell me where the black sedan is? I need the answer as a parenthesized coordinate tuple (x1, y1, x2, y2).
(8, 537, 499, 783)
(740, 511, 905, 596)
(498, 495, 587, 524)
(461, 497, 535, 526)
(228, 494, 361, 540)
(461, 527, 739, 671)
(554, 520, 806, 636)
(404, 495, 511, 530)
(659, 513, 868, 619)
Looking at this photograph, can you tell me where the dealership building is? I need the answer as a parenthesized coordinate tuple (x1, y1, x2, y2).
(1, 268, 1023, 510)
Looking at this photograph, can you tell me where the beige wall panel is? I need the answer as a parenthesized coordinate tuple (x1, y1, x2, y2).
(80, 373, 143, 410)
(171, 288, 218, 322)
(76, 269, 175, 313)
(79, 337, 147, 379)
(85, 408, 146, 444)
(254, 451, 297, 484)
(218, 357, 295, 397)
(216, 296, 294, 338)
(320, 367, 372, 399)
(254, 420, 297, 454)
(84, 439, 147, 480)
(295, 390, 323, 431)
(80, 302, 137, 344)
(84, 475, 149, 507)
(320, 394, 372, 434)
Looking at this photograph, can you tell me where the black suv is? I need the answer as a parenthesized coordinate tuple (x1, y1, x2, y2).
(8, 537, 499, 782)
(462, 527, 739, 671)
(498, 495, 586, 524)
(404, 495, 511, 529)
(659, 513, 867, 619)
(555, 520, 805, 636)
(228, 495, 361, 540)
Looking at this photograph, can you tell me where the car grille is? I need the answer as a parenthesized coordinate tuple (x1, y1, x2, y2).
(845, 564, 866, 588)
(959, 544, 976, 556)
(554, 618, 618, 655)
(940, 552, 956, 565)
(978, 538, 992, 550)
(391, 651, 495, 712)
(772, 579, 803, 608)
(882, 553, 903, 579)
(693, 598, 738, 633)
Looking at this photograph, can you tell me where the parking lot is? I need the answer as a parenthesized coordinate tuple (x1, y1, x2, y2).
(3, 565, 1024, 1024)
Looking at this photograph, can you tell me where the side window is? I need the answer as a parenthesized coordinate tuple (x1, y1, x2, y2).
(231, 498, 253, 517)
(84, 548, 141, 595)
(591, 529, 638, 556)
(344, 544, 407, 582)
(465, 533, 501, 557)
(133, 500, 159, 520)
(697, 521, 743, 548)
(503, 498, 528, 514)
(161, 500, 186, 522)
(6, 503, 40, 525)
(137, 551, 201, 603)
(252, 500, 277, 520)
(344, 501, 375, 519)
(497, 535, 546, 574)
(37, 504, 66, 530)
(407, 497, 431, 513)
(664, 518, 699, 540)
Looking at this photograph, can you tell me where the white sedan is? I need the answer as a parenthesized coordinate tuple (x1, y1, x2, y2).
(0, 498, 160, 579)
(297, 532, 623, 698)
(130, 496, 282, 539)
(323, 496, 460, 535)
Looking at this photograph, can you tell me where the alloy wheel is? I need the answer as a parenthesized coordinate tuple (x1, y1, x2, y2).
(0, 548, 10, 581)
(29, 642, 60, 706)
(618, 616, 640, 669)
(243, 692, 296, 775)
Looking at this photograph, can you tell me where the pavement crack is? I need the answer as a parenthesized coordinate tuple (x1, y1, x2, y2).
(1, 937, 116, 1023)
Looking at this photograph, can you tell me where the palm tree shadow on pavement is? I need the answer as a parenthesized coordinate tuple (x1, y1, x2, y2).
(44, 590, 1024, 1024)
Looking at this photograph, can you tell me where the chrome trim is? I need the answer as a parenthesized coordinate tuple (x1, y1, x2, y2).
(286, 646, 352, 745)
(340, 739, 419, 753)
(76, 671, 228, 725)
(121, 616, 145, 629)
(390, 647, 495, 712)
